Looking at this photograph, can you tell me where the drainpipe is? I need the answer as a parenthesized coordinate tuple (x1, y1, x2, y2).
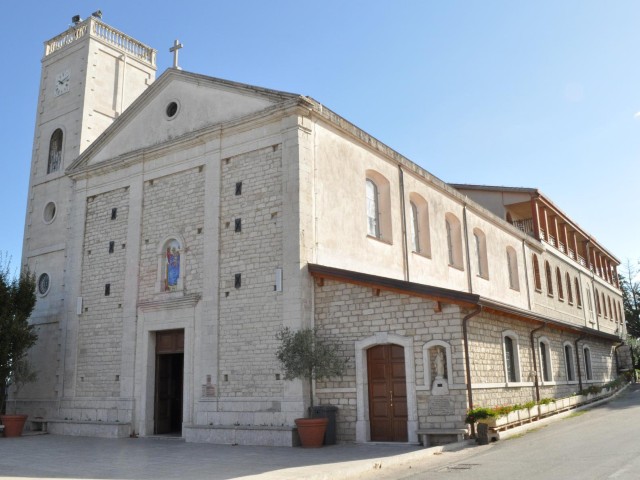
(529, 323, 546, 402)
(398, 166, 410, 281)
(462, 305, 482, 436)
(462, 205, 473, 294)
(575, 334, 587, 392)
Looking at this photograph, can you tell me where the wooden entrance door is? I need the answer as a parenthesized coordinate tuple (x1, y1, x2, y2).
(367, 344, 408, 442)
(154, 330, 184, 434)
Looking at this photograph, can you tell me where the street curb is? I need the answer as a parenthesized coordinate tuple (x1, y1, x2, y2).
(497, 383, 630, 441)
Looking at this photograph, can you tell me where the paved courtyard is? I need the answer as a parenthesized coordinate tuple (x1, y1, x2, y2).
(0, 434, 439, 480)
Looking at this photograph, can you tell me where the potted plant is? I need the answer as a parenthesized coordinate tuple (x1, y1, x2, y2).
(276, 327, 346, 447)
(1, 360, 37, 436)
(0, 255, 38, 437)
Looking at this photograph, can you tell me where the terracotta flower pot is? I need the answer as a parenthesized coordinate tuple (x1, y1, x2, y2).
(1, 414, 28, 437)
(295, 417, 328, 448)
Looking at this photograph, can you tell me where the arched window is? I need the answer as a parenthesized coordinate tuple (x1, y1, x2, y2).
(583, 346, 593, 381)
(502, 332, 521, 383)
(365, 171, 392, 242)
(157, 237, 183, 292)
(564, 343, 576, 382)
(574, 278, 582, 308)
(608, 296, 613, 321)
(47, 128, 63, 174)
(366, 178, 380, 238)
(533, 254, 542, 291)
(408, 193, 431, 256)
(545, 261, 554, 296)
(595, 289, 601, 316)
(556, 267, 564, 300)
(601, 292, 606, 318)
(445, 213, 463, 269)
(566, 273, 573, 305)
(539, 337, 553, 382)
(507, 246, 519, 290)
(473, 228, 488, 279)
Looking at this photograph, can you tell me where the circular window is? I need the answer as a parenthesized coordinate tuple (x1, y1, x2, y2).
(166, 101, 179, 119)
(43, 201, 57, 224)
(37, 273, 50, 296)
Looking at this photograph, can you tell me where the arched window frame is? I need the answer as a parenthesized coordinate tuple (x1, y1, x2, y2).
(408, 193, 431, 257)
(595, 288, 601, 316)
(365, 178, 380, 238)
(502, 331, 521, 384)
(365, 171, 392, 243)
(583, 345, 593, 381)
(506, 246, 519, 290)
(538, 337, 553, 383)
(565, 273, 573, 305)
(607, 296, 613, 321)
(556, 267, 564, 301)
(47, 128, 64, 174)
(532, 254, 542, 292)
(545, 261, 554, 297)
(473, 228, 489, 279)
(563, 342, 577, 383)
(156, 235, 186, 294)
(574, 277, 582, 308)
(445, 213, 463, 270)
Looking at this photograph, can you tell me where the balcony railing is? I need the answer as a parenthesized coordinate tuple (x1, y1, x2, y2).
(511, 218, 535, 236)
(45, 17, 156, 66)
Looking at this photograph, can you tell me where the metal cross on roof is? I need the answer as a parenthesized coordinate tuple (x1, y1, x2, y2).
(170, 39, 183, 70)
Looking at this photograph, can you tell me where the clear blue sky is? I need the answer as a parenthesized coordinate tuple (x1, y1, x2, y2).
(2, 1, 639, 276)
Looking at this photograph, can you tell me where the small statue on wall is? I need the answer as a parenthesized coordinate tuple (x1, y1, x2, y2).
(430, 346, 449, 395)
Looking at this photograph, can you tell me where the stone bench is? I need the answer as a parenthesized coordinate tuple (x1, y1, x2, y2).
(30, 419, 48, 432)
(417, 428, 468, 447)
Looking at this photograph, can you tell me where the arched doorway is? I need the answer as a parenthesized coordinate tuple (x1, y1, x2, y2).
(367, 344, 408, 442)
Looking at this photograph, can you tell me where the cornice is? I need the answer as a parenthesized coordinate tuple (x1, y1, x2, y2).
(138, 293, 201, 312)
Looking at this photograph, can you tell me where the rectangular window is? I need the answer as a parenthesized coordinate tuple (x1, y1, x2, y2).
(235, 182, 242, 195)
(111, 208, 117, 220)
(105, 283, 111, 296)
(504, 336, 517, 382)
(108, 241, 115, 253)
(234, 218, 242, 232)
(234, 273, 241, 289)
(584, 348, 593, 380)
(540, 342, 550, 382)
(565, 345, 575, 381)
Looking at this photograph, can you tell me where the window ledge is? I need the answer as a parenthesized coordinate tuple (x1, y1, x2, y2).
(366, 234, 392, 245)
(448, 263, 464, 271)
(411, 250, 431, 260)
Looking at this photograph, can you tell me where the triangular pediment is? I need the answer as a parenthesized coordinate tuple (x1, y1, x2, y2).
(68, 69, 299, 172)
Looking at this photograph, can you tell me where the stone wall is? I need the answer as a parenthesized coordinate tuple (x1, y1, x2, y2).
(313, 279, 468, 443)
(313, 278, 620, 442)
(217, 144, 284, 401)
(77, 187, 129, 399)
(138, 167, 205, 302)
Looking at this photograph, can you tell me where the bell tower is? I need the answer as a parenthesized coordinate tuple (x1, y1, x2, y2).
(17, 13, 156, 417)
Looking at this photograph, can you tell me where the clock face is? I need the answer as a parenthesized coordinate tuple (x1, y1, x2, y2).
(54, 69, 70, 97)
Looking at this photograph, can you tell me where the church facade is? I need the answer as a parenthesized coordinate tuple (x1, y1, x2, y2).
(15, 16, 625, 446)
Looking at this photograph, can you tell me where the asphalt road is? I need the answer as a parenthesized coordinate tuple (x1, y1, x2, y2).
(367, 384, 640, 480)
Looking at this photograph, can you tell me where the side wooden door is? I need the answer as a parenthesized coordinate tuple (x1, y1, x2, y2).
(367, 344, 408, 442)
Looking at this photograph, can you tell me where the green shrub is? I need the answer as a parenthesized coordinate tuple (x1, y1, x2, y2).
(465, 407, 497, 424)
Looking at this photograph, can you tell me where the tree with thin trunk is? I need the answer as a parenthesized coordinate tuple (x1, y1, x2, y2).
(619, 259, 640, 338)
(0, 254, 38, 414)
(275, 327, 346, 412)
